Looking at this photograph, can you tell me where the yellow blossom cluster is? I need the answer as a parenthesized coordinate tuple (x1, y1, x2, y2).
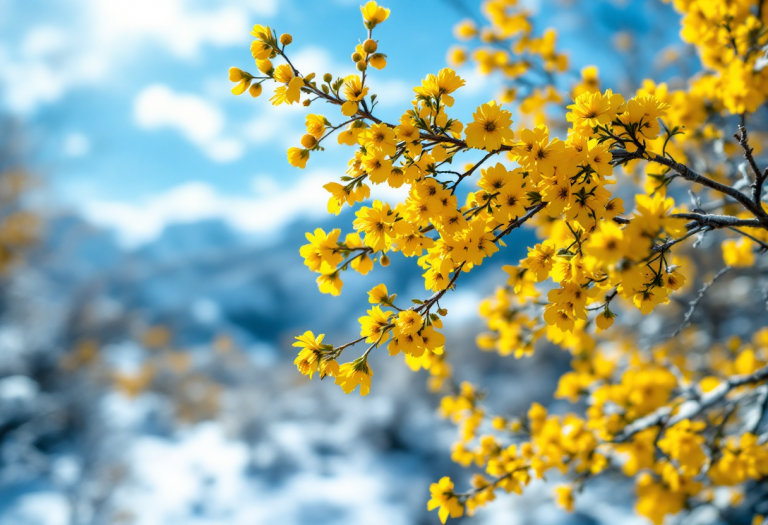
(229, 1, 768, 523)
(667, 0, 768, 115)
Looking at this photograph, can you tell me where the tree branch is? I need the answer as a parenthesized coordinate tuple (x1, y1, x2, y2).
(613, 364, 768, 443)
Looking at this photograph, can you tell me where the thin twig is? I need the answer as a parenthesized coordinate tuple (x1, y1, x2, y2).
(671, 266, 731, 338)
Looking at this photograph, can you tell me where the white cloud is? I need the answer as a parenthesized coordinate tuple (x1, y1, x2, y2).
(134, 84, 243, 162)
(82, 171, 408, 246)
(242, 102, 303, 149)
(0, 26, 107, 113)
(290, 46, 356, 79)
(205, 138, 244, 163)
(365, 78, 412, 107)
(87, 0, 248, 60)
(21, 25, 68, 57)
(82, 173, 329, 246)
(62, 133, 90, 157)
(0, 0, 279, 113)
(240, 0, 280, 17)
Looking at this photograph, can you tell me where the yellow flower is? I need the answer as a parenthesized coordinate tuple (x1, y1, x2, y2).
(269, 65, 304, 105)
(352, 253, 373, 275)
(396, 310, 423, 336)
(368, 283, 392, 304)
(413, 68, 466, 107)
(338, 120, 369, 145)
(658, 420, 707, 476)
(273, 64, 293, 84)
(447, 46, 467, 67)
(465, 101, 515, 151)
(353, 200, 396, 251)
(566, 89, 624, 135)
(369, 53, 387, 69)
(360, 1, 390, 29)
(453, 19, 477, 40)
(323, 182, 370, 215)
(554, 485, 574, 512)
(287, 147, 309, 168)
(543, 304, 574, 332)
(256, 58, 273, 75)
(521, 242, 557, 282)
(343, 74, 369, 101)
(229, 68, 252, 96)
(341, 101, 359, 116)
(419, 325, 445, 354)
(292, 331, 328, 378)
(632, 286, 668, 314)
(250, 24, 273, 59)
(358, 123, 397, 157)
(359, 305, 393, 343)
(618, 95, 669, 140)
(583, 220, 627, 264)
(427, 476, 464, 523)
(299, 227, 342, 271)
(335, 357, 373, 395)
(316, 263, 343, 295)
(361, 149, 392, 183)
(305, 114, 326, 139)
(595, 309, 615, 331)
(664, 269, 686, 291)
(722, 238, 755, 267)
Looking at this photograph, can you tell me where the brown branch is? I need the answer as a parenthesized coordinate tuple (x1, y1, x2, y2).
(727, 226, 768, 252)
(734, 124, 763, 183)
(493, 203, 547, 240)
(651, 227, 705, 253)
(450, 150, 500, 194)
(670, 213, 762, 229)
(648, 153, 768, 223)
(734, 124, 767, 206)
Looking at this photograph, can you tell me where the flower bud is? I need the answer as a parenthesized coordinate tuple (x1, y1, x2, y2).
(380, 254, 390, 267)
(369, 53, 386, 70)
(300, 134, 317, 148)
(256, 59, 273, 75)
(351, 52, 363, 62)
(229, 67, 248, 82)
(248, 83, 263, 98)
(323, 73, 333, 83)
(437, 308, 448, 316)
(231, 78, 251, 96)
(304, 72, 316, 82)
(280, 33, 292, 45)
(321, 84, 329, 94)
(362, 39, 378, 54)
(356, 60, 367, 71)
(303, 99, 311, 107)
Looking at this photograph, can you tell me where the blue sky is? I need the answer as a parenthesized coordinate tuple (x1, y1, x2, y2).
(0, 0, 684, 245)
(0, 3, 692, 524)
